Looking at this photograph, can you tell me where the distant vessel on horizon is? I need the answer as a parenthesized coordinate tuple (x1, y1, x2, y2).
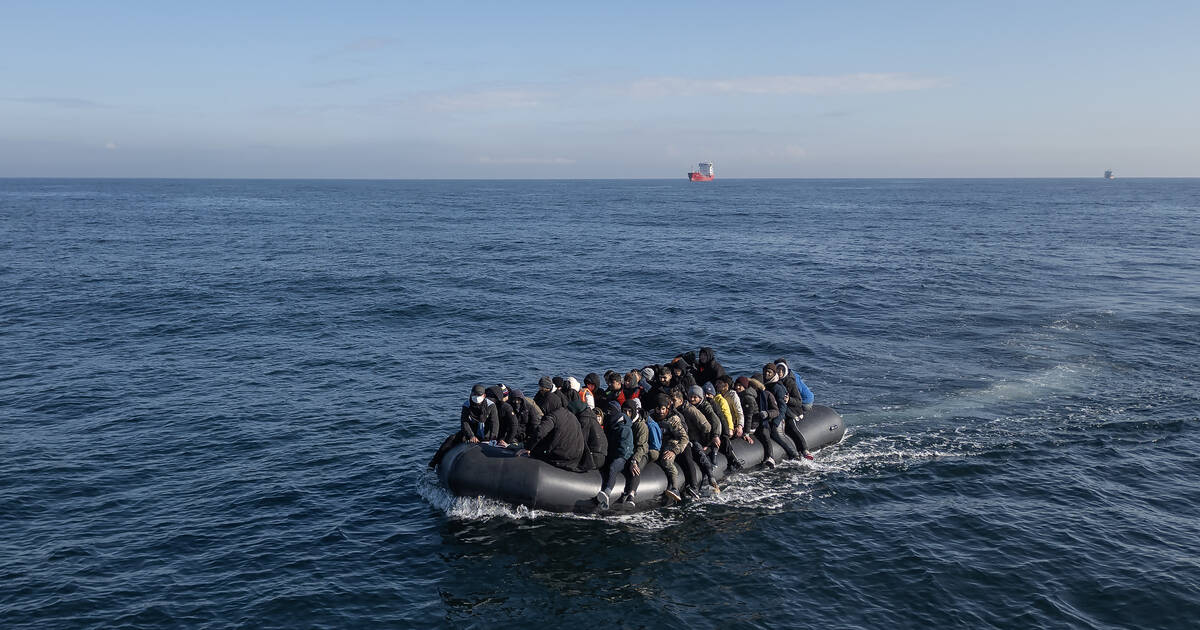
(1104, 169, 1115, 180)
(688, 161, 714, 181)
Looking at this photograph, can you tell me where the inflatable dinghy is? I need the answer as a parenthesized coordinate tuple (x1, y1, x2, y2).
(437, 405, 845, 514)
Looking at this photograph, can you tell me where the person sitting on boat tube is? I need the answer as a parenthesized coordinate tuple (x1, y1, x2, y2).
(650, 394, 686, 504)
(427, 384, 499, 469)
(595, 401, 634, 509)
(774, 358, 815, 413)
(520, 392, 586, 471)
(763, 363, 813, 460)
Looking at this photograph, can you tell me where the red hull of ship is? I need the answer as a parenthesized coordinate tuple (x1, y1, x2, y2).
(688, 172, 714, 181)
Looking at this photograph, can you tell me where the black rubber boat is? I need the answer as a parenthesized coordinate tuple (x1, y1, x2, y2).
(436, 405, 846, 514)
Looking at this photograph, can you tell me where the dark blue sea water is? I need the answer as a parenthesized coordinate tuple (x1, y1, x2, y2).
(2, 178, 1198, 629)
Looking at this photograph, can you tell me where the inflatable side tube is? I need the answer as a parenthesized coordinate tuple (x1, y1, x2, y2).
(437, 407, 846, 514)
(795, 405, 845, 451)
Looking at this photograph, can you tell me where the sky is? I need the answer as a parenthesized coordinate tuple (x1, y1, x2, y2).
(2, 1, 1198, 178)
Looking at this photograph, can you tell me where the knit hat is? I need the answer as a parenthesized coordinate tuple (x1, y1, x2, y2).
(641, 367, 655, 381)
(735, 376, 750, 389)
(688, 385, 704, 399)
(703, 382, 716, 396)
(538, 376, 553, 390)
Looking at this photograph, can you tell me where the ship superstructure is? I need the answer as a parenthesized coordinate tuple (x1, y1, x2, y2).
(688, 161, 714, 181)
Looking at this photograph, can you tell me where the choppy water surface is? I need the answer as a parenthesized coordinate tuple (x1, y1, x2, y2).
(2, 178, 1198, 629)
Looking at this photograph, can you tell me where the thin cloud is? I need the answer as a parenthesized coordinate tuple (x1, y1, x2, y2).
(313, 37, 402, 61)
(305, 76, 368, 88)
(6, 96, 107, 108)
(478, 156, 575, 165)
(629, 73, 946, 97)
(427, 89, 545, 112)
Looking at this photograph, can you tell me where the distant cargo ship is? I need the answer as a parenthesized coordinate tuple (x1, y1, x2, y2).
(688, 161, 714, 181)
(1104, 169, 1115, 180)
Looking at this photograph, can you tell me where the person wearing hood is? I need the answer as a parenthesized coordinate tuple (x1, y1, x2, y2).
(506, 387, 537, 447)
(563, 376, 589, 416)
(523, 391, 586, 471)
(763, 363, 810, 460)
(694, 347, 727, 388)
(428, 384, 499, 469)
(619, 398, 663, 506)
(595, 401, 634, 509)
(675, 386, 720, 496)
(486, 384, 517, 448)
(584, 372, 607, 409)
(576, 400, 608, 472)
(735, 376, 778, 466)
(670, 358, 697, 389)
(774, 358, 815, 412)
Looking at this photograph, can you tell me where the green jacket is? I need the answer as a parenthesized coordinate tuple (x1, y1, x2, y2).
(660, 411, 689, 456)
(631, 417, 649, 462)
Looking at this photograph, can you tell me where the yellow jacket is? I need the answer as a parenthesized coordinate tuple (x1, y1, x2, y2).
(712, 393, 735, 432)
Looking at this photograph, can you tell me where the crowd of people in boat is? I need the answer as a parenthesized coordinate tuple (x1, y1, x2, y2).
(428, 347, 816, 509)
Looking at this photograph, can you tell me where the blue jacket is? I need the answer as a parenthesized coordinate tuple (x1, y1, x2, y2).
(793, 374, 814, 405)
(604, 402, 634, 460)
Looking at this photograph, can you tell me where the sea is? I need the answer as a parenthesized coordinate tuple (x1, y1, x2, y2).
(2, 178, 1198, 629)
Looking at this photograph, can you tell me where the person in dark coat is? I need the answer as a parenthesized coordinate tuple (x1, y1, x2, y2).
(534, 376, 570, 412)
(583, 373, 607, 409)
(596, 401, 634, 509)
(774, 358, 815, 411)
(577, 403, 608, 472)
(763, 363, 808, 460)
(670, 358, 697, 389)
(694, 346, 727, 388)
(524, 393, 586, 471)
(486, 384, 518, 447)
(428, 384, 499, 469)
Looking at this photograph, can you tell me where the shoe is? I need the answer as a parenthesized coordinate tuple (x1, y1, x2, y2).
(731, 459, 745, 472)
(595, 490, 610, 509)
(803, 450, 814, 461)
(684, 486, 701, 499)
(764, 457, 776, 468)
(624, 492, 636, 507)
(664, 488, 681, 503)
(709, 480, 721, 494)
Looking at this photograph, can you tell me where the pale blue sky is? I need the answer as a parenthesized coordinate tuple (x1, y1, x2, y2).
(2, 1, 1197, 178)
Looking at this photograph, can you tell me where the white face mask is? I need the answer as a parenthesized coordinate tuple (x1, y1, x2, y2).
(471, 395, 484, 404)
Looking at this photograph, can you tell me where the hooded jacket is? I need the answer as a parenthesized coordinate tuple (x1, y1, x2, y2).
(529, 394, 585, 468)
(486, 386, 518, 443)
(460, 395, 499, 441)
(603, 401, 634, 461)
(630, 414, 650, 463)
(695, 347, 727, 387)
(777, 362, 815, 406)
(577, 406, 608, 470)
(505, 389, 535, 444)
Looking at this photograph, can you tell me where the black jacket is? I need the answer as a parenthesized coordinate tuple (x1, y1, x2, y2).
(694, 347, 727, 387)
(530, 395, 585, 469)
(576, 407, 608, 471)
